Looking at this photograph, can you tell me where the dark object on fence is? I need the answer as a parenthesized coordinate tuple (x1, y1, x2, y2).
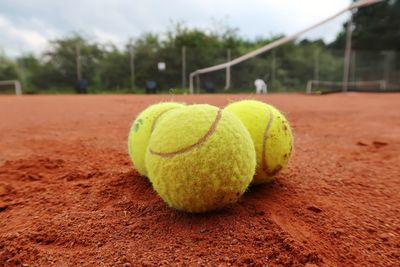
(146, 80, 157, 94)
(204, 81, 215, 93)
(75, 79, 87, 94)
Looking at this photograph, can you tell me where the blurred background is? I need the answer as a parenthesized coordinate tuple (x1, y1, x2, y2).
(0, 0, 399, 94)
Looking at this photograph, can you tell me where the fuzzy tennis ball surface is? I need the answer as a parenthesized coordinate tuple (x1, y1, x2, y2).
(225, 100, 293, 184)
(128, 102, 186, 176)
(146, 104, 256, 213)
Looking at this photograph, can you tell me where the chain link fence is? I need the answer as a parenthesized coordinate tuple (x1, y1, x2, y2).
(1, 45, 400, 94)
(199, 47, 400, 93)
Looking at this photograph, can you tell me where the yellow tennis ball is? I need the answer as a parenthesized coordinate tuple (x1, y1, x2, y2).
(225, 100, 293, 184)
(128, 102, 186, 176)
(145, 104, 256, 213)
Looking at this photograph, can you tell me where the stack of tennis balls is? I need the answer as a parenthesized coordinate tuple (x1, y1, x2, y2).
(128, 100, 293, 213)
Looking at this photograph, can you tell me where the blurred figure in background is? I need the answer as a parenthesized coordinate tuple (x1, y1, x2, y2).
(254, 79, 267, 94)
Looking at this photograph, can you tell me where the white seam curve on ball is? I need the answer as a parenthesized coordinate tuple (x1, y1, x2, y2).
(261, 107, 274, 172)
(149, 109, 222, 158)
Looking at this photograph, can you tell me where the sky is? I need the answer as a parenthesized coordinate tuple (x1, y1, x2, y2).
(0, 0, 351, 57)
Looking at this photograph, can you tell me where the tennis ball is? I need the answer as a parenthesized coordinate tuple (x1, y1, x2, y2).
(128, 102, 186, 176)
(225, 100, 293, 184)
(145, 104, 256, 213)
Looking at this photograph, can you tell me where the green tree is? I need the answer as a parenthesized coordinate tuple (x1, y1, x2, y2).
(16, 54, 42, 90)
(95, 46, 130, 90)
(1, 22, 359, 93)
(39, 34, 104, 90)
(331, 0, 400, 50)
(132, 33, 163, 89)
(0, 52, 19, 81)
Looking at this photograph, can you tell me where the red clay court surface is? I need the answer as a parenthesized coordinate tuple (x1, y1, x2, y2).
(0, 93, 399, 266)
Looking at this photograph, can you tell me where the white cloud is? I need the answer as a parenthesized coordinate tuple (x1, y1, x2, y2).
(0, 14, 59, 56)
(0, 0, 352, 57)
(92, 29, 122, 45)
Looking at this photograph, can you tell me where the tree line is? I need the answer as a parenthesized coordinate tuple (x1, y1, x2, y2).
(0, 0, 398, 93)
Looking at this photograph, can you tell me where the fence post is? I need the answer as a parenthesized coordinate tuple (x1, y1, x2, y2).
(314, 50, 319, 81)
(383, 51, 391, 86)
(350, 50, 356, 82)
(342, 20, 354, 92)
(129, 44, 135, 90)
(76, 44, 82, 81)
(196, 74, 200, 93)
(182, 46, 186, 89)
(271, 49, 276, 90)
(224, 49, 231, 90)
